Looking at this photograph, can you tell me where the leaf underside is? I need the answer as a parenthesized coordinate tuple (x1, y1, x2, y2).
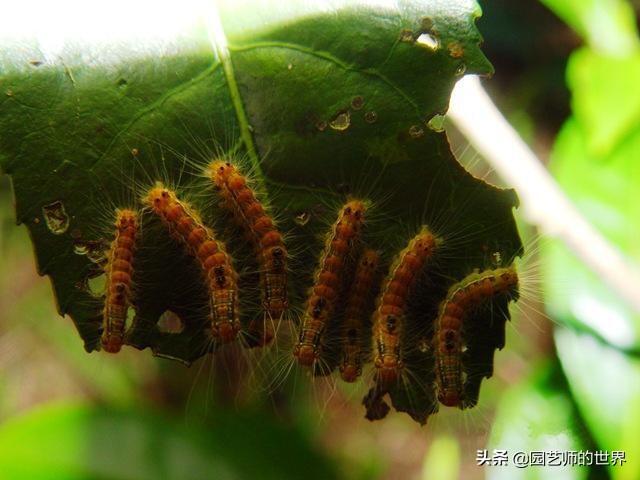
(0, 0, 521, 423)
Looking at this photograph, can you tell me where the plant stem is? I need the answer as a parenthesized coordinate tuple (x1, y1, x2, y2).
(448, 75, 640, 315)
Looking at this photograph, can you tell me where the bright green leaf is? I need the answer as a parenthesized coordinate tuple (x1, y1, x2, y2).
(488, 362, 590, 480)
(539, 0, 639, 54)
(555, 328, 640, 480)
(566, 48, 640, 156)
(544, 7, 640, 476)
(547, 118, 640, 349)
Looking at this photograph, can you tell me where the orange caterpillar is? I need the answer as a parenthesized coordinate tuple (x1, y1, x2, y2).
(339, 248, 380, 382)
(145, 182, 240, 343)
(372, 227, 438, 388)
(208, 160, 287, 347)
(434, 265, 519, 407)
(101, 209, 139, 353)
(294, 199, 367, 367)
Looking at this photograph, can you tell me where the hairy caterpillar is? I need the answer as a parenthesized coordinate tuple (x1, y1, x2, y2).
(101, 208, 139, 353)
(434, 265, 519, 407)
(372, 227, 438, 388)
(145, 182, 240, 343)
(294, 199, 367, 367)
(207, 160, 287, 347)
(339, 248, 380, 382)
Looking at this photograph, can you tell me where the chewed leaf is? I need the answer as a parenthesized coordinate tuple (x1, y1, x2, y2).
(0, 0, 521, 423)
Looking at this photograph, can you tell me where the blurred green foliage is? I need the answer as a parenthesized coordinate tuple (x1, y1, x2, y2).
(0, 403, 340, 480)
(540, 0, 639, 55)
(542, 2, 640, 479)
(487, 1, 640, 480)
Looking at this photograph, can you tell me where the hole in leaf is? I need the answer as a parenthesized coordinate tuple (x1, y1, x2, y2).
(157, 310, 185, 334)
(88, 274, 106, 297)
(416, 32, 439, 51)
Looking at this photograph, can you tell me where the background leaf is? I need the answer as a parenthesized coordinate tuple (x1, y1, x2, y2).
(488, 361, 592, 480)
(539, 0, 639, 55)
(539, 0, 640, 476)
(0, 403, 339, 480)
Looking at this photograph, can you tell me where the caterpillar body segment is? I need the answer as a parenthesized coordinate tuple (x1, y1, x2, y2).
(101, 208, 139, 353)
(294, 199, 368, 367)
(372, 227, 438, 389)
(208, 160, 287, 347)
(434, 265, 519, 407)
(339, 248, 380, 383)
(145, 183, 240, 343)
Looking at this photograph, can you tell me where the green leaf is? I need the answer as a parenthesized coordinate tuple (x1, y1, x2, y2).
(488, 361, 591, 480)
(544, 7, 640, 475)
(0, 1, 521, 422)
(566, 48, 640, 156)
(555, 328, 640, 480)
(539, 0, 639, 54)
(0, 403, 340, 480)
(546, 118, 640, 348)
